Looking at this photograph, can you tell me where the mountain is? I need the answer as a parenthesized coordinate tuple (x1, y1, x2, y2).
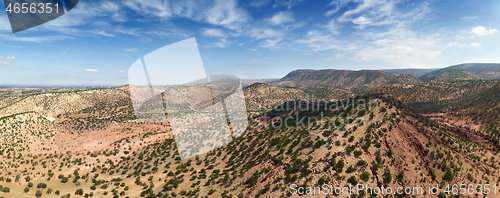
(240, 78, 277, 87)
(417, 63, 500, 82)
(381, 68, 436, 77)
(371, 80, 500, 105)
(387, 73, 423, 84)
(448, 63, 500, 78)
(272, 69, 396, 90)
(418, 68, 479, 82)
(270, 69, 421, 99)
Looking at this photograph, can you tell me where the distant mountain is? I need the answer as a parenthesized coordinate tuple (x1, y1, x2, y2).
(418, 68, 479, 82)
(240, 78, 277, 87)
(270, 69, 420, 97)
(447, 63, 500, 79)
(381, 68, 436, 77)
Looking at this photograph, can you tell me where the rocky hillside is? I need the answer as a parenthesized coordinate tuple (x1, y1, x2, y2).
(243, 83, 308, 111)
(419, 68, 479, 82)
(270, 69, 421, 99)
(448, 63, 500, 79)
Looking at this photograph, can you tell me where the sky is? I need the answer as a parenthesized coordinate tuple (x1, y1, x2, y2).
(0, 0, 500, 86)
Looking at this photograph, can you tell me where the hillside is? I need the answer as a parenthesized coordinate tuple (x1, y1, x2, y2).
(1, 75, 500, 197)
(381, 68, 436, 77)
(448, 63, 500, 79)
(243, 83, 308, 111)
(0, 92, 498, 197)
(270, 69, 420, 98)
(418, 68, 479, 82)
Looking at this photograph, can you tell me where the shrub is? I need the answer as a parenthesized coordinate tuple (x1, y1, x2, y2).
(361, 171, 370, 181)
(2, 186, 10, 193)
(347, 176, 357, 184)
(443, 169, 454, 181)
(35, 190, 42, 197)
(75, 189, 84, 195)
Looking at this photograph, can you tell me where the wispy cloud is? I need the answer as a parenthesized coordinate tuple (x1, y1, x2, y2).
(205, 38, 231, 48)
(461, 16, 478, 20)
(61, 47, 71, 55)
(200, 28, 226, 37)
(325, 0, 351, 16)
(273, 0, 305, 9)
(97, 30, 115, 37)
(261, 38, 283, 49)
(295, 30, 340, 51)
(124, 48, 139, 53)
(249, 0, 270, 7)
(334, 0, 431, 29)
(0, 34, 73, 43)
(123, 0, 172, 18)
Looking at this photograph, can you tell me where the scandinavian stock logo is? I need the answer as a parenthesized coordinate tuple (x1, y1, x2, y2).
(4, 0, 79, 33)
(128, 38, 249, 160)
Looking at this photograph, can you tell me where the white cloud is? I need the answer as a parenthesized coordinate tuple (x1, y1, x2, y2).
(349, 28, 444, 68)
(200, 28, 226, 37)
(446, 42, 465, 48)
(118, 71, 124, 73)
(124, 48, 139, 52)
(0, 61, 9, 65)
(471, 26, 497, 36)
(470, 42, 481, 47)
(295, 30, 340, 51)
(268, 11, 294, 26)
(0, 55, 17, 67)
(352, 16, 371, 25)
(86, 69, 98, 72)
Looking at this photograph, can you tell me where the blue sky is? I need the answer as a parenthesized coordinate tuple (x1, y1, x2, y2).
(0, 0, 500, 86)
